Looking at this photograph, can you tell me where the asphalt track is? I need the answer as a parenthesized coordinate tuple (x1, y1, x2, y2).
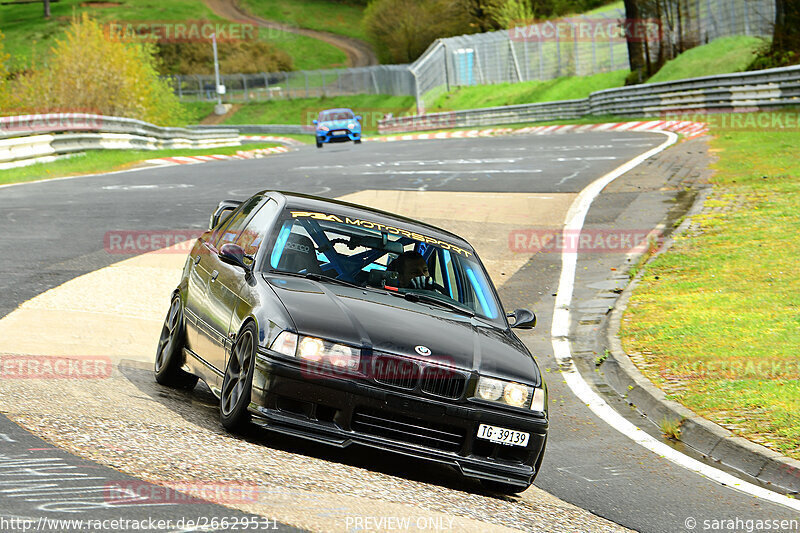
(1, 134, 798, 532)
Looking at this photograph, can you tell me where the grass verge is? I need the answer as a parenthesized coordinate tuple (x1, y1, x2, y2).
(0, 142, 280, 186)
(265, 30, 348, 70)
(1, 0, 346, 74)
(429, 70, 628, 111)
(2, 0, 223, 70)
(222, 94, 416, 134)
(239, 0, 367, 41)
(647, 36, 765, 84)
(619, 111, 800, 459)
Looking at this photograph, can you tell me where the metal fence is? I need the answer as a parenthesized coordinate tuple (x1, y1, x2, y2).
(696, 0, 774, 42)
(170, 65, 414, 102)
(379, 64, 800, 133)
(409, 0, 775, 112)
(173, 0, 776, 112)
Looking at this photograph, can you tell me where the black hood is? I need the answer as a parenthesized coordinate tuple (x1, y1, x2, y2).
(265, 275, 541, 386)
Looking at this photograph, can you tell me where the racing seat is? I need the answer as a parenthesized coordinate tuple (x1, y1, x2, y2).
(277, 234, 322, 275)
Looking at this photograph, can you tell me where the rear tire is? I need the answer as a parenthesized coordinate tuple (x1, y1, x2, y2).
(220, 322, 257, 433)
(154, 295, 198, 389)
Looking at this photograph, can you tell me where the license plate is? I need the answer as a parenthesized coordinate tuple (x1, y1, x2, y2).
(477, 424, 529, 447)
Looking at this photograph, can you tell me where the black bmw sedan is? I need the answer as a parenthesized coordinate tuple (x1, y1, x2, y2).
(155, 191, 547, 494)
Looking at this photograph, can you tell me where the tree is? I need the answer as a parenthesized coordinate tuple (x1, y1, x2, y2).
(623, 0, 646, 83)
(747, 0, 799, 69)
(44, 0, 51, 18)
(484, 0, 536, 29)
(8, 14, 185, 124)
(363, 0, 472, 63)
(772, 0, 800, 59)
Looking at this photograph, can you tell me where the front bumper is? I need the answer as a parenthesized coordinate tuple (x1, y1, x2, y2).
(252, 351, 548, 487)
(317, 129, 360, 143)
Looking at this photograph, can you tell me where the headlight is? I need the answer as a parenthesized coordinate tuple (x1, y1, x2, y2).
(504, 382, 529, 407)
(348, 123, 356, 129)
(271, 331, 297, 357)
(327, 343, 360, 370)
(474, 376, 540, 410)
(319, 125, 329, 131)
(298, 336, 324, 362)
(270, 332, 360, 371)
(476, 377, 504, 401)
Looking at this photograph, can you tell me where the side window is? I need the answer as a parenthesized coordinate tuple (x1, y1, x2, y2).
(235, 198, 279, 261)
(213, 196, 262, 248)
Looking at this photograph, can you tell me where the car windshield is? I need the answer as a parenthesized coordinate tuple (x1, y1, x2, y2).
(320, 110, 354, 122)
(265, 210, 503, 323)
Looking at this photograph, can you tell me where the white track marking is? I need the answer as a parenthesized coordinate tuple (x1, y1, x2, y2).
(0, 165, 160, 191)
(551, 131, 800, 512)
(554, 156, 618, 161)
(359, 169, 540, 175)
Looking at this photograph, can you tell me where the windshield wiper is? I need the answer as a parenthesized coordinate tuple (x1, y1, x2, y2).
(401, 292, 475, 317)
(271, 270, 362, 289)
(304, 272, 364, 290)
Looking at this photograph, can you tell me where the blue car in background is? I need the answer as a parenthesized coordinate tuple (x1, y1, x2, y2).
(314, 108, 362, 148)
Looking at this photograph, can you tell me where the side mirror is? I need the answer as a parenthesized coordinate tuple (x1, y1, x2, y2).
(219, 243, 252, 272)
(312, 120, 318, 125)
(355, 115, 362, 121)
(508, 308, 536, 329)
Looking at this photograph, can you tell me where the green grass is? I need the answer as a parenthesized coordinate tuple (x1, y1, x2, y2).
(263, 29, 347, 70)
(429, 70, 628, 110)
(1, 0, 224, 70)
(0, 142, 280, 185)
(239, 0, 367, 41)
(223, 94, 416, 133)
(620, 112, 800, 459)
(647, 36, 765, 84)
(180, 102, 217, 124)
(582, 0, 624, 15)
(1, 0, 346, 73)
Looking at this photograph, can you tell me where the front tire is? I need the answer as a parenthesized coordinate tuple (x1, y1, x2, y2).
(220, 322, 257, 432)
(354, 138, 362, 144)
(316, 138, 323, 148)
(154, 295, 198, 389)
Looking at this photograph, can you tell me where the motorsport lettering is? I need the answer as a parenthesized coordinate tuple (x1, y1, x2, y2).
(290, 211, 472, 257)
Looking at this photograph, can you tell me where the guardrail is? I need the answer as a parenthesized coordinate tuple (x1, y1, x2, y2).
(189, 124, 314, 135)
(379, 65, 800, 133)
(0, 113, 240, 169)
